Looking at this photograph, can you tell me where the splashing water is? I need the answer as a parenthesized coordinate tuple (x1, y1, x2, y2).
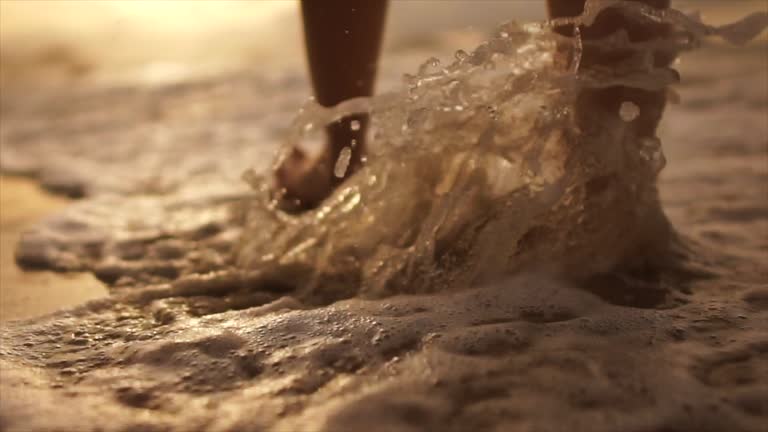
(619, 101, 640, 122)
(334, 146, 353, 178)
(238, 1, 768, 303)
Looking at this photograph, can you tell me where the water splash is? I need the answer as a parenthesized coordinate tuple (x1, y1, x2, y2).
(620, 101, 640, 122)
(238, 1, 767, 302)
(334, 146, 352, 178)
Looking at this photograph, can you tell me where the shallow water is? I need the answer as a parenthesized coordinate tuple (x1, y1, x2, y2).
(1, 2, 767, 431)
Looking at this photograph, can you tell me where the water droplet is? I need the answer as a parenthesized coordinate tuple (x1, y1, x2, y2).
(350, 120, 361, 131)
(619, 101, 640, 122)
(334, 147, 353, 178)
(455, 49, 469, 61)
(418, 56, 441, 75)
(340, 192, 361, 213)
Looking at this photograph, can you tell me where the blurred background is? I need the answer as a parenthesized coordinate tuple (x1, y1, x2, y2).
(0, 0, 544, 89)
(1, 0, 765, 90)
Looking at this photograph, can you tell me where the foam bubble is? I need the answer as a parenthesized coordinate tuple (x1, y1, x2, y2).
(620, 101, 640, 122)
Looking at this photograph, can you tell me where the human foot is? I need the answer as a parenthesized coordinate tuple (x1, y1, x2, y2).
(274, 148, 334, 212)
(274, 115, 367, 212)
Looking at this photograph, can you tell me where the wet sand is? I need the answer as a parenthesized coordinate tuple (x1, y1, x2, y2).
(0, 176, 107, 321)
(0, 24, 766, 432)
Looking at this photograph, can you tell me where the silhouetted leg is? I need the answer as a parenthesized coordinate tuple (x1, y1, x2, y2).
(277, 0, 388, 210)
(547, 0, 673, 137)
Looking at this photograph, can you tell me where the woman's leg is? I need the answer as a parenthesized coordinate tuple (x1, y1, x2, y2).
(277, 0, 388, 210)
(547, 0, 673, 138)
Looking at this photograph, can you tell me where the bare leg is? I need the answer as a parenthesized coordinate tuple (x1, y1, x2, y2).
(547, 0, 673, 137)
(277, 0, 388, 210)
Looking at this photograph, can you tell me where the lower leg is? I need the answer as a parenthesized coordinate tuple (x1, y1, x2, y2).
(547, 0, 673, 137)
(278, 0, 388, 210)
